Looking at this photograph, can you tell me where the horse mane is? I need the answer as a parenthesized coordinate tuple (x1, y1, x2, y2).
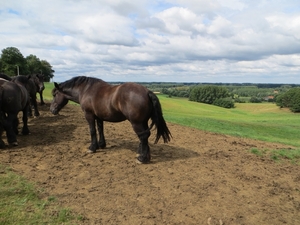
(0, 73, 12, 81)
(58, 76, 107, 90)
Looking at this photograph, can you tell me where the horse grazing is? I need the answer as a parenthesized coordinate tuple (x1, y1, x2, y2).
(12, 75, 42, 117)
(50, 76, 171, 164)
(0, 78, 30, 146)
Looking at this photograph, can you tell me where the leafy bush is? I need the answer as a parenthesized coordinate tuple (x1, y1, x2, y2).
(234, 98, 246, 103)
(213, 98, 235, 108)
(189, 85, 230, 104)
(249, 96, 262, 103)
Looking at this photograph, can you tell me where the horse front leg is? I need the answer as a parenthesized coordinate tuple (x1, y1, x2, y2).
(22, 107, 30, 135)
(132, 122, 151, 164)
(85, 112, 98, 153)
(31, 96, 40, 117)
(96, 118, 106, 148)
(39, 91, 45, 105)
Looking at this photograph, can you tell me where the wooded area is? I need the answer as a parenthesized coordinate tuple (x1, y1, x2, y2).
(0, 47, 54, 82)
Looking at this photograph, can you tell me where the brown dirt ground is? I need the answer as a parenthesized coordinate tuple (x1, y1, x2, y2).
(0, 103, 300, 225)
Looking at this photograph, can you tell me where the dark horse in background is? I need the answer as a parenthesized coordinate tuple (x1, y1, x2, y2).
(0, 74, 45, 117)
(0, 78, 30, 146)
(50, 76, 171, 164)
(0, 74, 45, 112)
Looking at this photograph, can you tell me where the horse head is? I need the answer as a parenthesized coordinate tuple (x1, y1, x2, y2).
(50, 82, 69, 115)
(31, 74, 45, 93)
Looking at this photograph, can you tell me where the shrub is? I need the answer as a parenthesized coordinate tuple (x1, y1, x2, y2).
(213, 98, 235, 108)
(234, 98, 246, 103)
(189, 85, 229, 104)
(249, 96, 262, 103)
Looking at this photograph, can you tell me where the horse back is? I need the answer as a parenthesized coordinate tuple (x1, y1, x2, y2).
(80, 82, 152, 122)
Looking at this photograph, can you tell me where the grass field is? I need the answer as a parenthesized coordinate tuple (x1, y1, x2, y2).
(43, 83, 300, 147)
(159, 95, 300, 147)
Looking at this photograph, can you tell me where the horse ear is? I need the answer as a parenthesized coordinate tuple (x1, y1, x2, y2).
(54, 82, 59, 89)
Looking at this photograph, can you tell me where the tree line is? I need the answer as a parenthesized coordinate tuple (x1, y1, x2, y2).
(0, 47, 54, 82)
(159, 84, 300, 111)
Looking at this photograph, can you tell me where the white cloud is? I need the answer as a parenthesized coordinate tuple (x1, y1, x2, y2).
(0, 0, 300, 83)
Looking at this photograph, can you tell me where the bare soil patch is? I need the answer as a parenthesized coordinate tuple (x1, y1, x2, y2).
(0, 103, 299, 225)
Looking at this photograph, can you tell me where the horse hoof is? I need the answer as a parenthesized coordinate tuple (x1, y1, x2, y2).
(135, 158, 144, 164)
(10, 142, 18, 146)
(87, 149, 96, 154)
(135, 157, 150, 164)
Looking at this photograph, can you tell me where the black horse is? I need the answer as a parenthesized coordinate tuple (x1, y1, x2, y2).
(50, 76, 171, 164)
(0, 78, 30, 146)
(11, 75, 43, 117)
(0, 73, 45, 115)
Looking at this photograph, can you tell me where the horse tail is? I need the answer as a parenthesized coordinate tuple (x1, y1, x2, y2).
(148, 91, 172, 144)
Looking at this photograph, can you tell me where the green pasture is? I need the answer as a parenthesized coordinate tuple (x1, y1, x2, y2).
(159, 95, 300, 148)
(44, 82, 55, 98)
(43, 83, 300, 148)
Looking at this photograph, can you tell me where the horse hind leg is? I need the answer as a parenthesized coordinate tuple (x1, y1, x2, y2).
(132, 122, 151, 164)
(21, 107, 30, 135)
(3, 113, 18, 146)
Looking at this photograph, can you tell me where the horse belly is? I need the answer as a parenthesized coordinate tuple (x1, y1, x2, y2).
(98, 111, 127, 122)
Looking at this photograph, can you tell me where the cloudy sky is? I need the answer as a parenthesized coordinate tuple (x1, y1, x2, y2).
(1, 0, 300, 83)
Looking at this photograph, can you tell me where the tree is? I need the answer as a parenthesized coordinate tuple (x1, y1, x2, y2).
(276, 87, 300, 112)
(40, 60, 55, 82)
(25, 55, 54, 81)
(26, 54, 42, 74)
(0, 47, 55, 81)
(189, 85, 230, 104)
(0, 47, 27, 75)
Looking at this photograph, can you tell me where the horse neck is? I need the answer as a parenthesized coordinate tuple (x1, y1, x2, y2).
(63, 87, 81, 103)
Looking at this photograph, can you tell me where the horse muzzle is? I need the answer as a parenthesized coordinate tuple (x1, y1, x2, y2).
(50, 109, 58, 115)
(50, 105, 59, 115)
